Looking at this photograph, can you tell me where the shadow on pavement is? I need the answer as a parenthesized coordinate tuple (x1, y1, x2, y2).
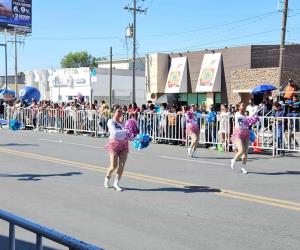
(0, 172, 82, 181)
(248, 171, 300, 176)
(0, 143, 39, 147)
(0, 235, 59, 250)
(124, 185, 221, 193)
(193, 156, 273, 161)
(193, 156, 233, 160)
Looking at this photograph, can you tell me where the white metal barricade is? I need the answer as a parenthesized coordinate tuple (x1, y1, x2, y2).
(37, 109, 57, 130)
(4, 107, 300, 157)
(275, 116, 300, 155)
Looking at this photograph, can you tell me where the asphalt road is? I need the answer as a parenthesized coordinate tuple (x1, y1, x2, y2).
(0, 129, 300, 250)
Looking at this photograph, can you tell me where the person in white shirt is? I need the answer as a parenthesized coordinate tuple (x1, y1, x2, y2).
(246, 99, 258, 116)
(230, 102, 250, 174)
(104, 105, 129, 191)
(218, 104, 230, 151)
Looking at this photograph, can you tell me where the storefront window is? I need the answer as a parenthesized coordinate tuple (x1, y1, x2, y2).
(178, 93, 188, 102)
(197, 93, 207, 105)
(214, 92, 221, 104)
(188, 93, 197, 106)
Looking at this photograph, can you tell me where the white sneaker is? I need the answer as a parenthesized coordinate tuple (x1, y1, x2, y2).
(241, 167, 248, 174)
(191, 150, 196, 158)
(230, 159, 235, 170)
(188, 147, 192, 156)
(113, 181, 123, 192)
(104, 177, 110, 188)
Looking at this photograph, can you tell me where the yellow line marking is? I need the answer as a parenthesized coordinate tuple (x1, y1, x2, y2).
(220, 193, 300, 212)
(0, 147, 300, 212)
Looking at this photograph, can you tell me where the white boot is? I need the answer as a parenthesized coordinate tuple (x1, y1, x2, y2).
(104, 176, 111, 188)
(241, 163, 248, 174)
(113, 177, 123, 192)
(191, 149, 196, 158)
(187, 147, 192, 156)
(230, 159, 235, 170)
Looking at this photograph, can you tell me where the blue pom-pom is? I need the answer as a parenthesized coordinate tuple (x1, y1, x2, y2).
(206, 112, 216, 123)
(250, 129, 256, 143)
(9, 119, 22, 131)
(132, 133, 151, 150)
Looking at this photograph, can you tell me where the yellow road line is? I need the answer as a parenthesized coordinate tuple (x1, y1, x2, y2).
(0, 147, 300, 212)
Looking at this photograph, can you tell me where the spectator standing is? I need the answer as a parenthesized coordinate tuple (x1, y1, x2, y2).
(271, 102, 286, 155)
(284, 79, 298, 101)
(167, 105, 177, 145)
(219, 104, 230, 151)
(246, 99, 258, 116)
(205, 104, 217, 149)
(139, 104, 147, 133)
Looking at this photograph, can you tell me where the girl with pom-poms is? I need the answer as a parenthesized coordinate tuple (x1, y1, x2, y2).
(230, 102, 252, 174)
(186, 104, 200, 157)
(104, 105, 130, 191)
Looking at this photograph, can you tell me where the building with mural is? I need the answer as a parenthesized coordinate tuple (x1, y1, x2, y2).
(145, 44, 300, 108)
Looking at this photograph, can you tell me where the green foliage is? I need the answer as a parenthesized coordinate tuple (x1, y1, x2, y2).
(60, 51, 106, 68)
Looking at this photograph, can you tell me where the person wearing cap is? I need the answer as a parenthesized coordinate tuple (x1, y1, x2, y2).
(284, 79, 298, 101)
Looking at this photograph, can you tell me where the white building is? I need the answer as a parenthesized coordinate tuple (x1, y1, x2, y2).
(97, 58, 145, 71)
(25, 67, 146, 105)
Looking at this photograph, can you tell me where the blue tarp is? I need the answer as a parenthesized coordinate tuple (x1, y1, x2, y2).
(0, 89, 16, 96)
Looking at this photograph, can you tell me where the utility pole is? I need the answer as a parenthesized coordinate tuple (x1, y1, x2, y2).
(7, 29, 24, 98)
(278, 0, 289, 87)
(0, 43, 8, 91)
(14, 29, 18, 98)
(109, 46, 113, 108)
(124, 0, 147, 104)
(4, 29, 8, 91)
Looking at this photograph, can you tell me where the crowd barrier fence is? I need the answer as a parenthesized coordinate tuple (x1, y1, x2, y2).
(4, 107, 300, 156)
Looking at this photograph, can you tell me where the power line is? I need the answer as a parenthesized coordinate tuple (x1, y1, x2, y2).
(27, 36, 121, 41)
(154, 29, 281, 54)
(139, 10, 278, 38)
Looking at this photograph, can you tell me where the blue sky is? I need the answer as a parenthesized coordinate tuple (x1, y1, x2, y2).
(1, 0, 300, 74)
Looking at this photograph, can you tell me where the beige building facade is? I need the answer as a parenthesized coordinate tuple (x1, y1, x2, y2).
(145, 45, 300, 108)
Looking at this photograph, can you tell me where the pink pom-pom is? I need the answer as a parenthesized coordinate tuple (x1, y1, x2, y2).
(246, 116, 260, 127)
(124, 118, 138, 140)
(186, 111, 194, 123)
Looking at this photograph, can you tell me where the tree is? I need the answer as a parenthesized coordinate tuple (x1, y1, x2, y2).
(60, 51, 106, 68)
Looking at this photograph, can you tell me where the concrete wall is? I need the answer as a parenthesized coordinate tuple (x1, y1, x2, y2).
(92, 68, 146, 106)
(146, 53, 169, 95)
(231, 67, 280, 104)
(251, 44, 300, 71)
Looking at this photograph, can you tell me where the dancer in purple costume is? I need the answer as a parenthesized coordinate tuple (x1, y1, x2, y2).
(186, 106, 200, 157)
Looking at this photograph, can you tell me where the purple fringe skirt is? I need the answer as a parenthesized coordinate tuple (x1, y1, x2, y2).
(105, 139, 129, 156)
(186, 124, 199, 135)
(231, 129, 250, 143)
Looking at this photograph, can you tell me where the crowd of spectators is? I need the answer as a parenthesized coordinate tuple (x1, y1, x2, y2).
(0, 79, 299, 150)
